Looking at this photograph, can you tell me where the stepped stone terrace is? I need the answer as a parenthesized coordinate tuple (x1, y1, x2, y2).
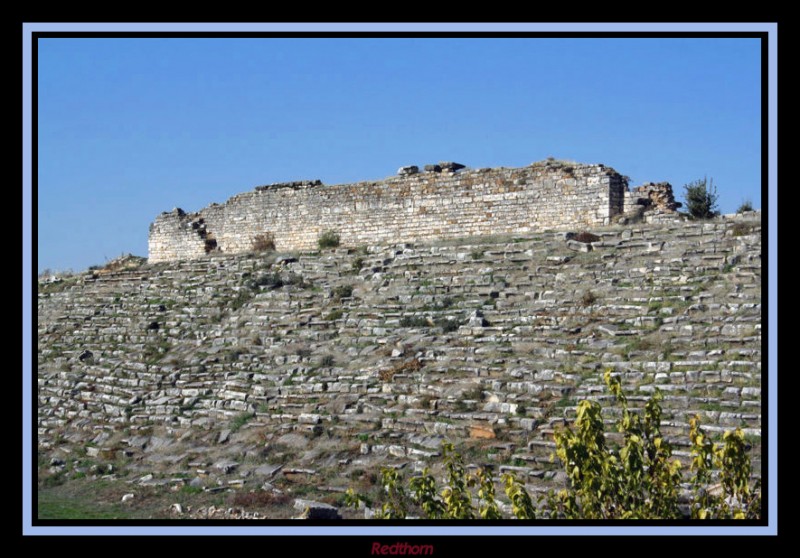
(39, 208, 762, 518)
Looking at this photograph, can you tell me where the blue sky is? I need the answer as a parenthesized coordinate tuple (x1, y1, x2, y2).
(37, 37, 762, 273)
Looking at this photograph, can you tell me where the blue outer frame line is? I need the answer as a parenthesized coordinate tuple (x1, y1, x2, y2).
(22, 21, 777, 537)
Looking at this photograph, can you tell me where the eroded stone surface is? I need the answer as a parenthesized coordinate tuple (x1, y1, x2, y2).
(39, 214, 762, 515)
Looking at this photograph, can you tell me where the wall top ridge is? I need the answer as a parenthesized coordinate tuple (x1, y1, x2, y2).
(244, 159, 622, 197)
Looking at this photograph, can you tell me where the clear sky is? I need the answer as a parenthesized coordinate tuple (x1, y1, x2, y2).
(37, 37, 762, 273)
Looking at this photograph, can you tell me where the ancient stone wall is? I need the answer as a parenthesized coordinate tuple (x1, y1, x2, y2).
(148, 161, 627, 262)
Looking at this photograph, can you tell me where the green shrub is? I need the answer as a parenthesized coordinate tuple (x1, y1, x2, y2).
(462, 386, 483, 402)
(230, 412, 255, 432)
(283, 272, 311, 288)
(684, 177, 720, 219)
(333, 285, 353, 300)
(318, 230, 341, 249)
(228, 290, 253, 311)
(41, 470, 67, 488)
(250, 272, 283, 290)
(346, 371, 760, 519)
(326, 309, 344, 321)
(736, 199, 754, 213)
(400, 316, 429, 328)
(438, 297, 454, 309)
(436, 318, 462, 333)
(320, 355, 335, 367)
(249, 272, 310, 290)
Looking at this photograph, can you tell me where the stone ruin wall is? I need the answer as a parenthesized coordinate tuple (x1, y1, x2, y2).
(148, 161, 630, 263)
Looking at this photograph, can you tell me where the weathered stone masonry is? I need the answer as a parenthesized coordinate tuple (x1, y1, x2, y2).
(149, 160, 631, 263)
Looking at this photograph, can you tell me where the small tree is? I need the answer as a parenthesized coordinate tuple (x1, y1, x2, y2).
(737, 199, 754, 214)
(683, 177, 720, 219)
(346, 371, 761, 520)
(318, 230, 341, 249)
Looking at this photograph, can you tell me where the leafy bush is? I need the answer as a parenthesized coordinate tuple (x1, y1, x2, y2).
(249, 272, 310, 290)
(230, 412, 255, 432)
(736, 199, 754, 214)
(347, 371, 760, 519)
(318, 230, 341, 249)
(251, 233, 276, 252)
(333, 285, 353, 300)
(683, 177, 720, 219)
(40, 470, 68, 488)
(283, 272, 311, 289)
(346, 443, 527, 519)
(251, 272, 284, 289)
(181, 484, 204, 495)
(325, 309, 344, 321)
(400, 316, 430, 328)
(228, 290, 253, 311)
(320, 355, 335, 367)
(580, 290, 597, 307)
(435, 318, 462, 333)
(437, 297, 455, 309)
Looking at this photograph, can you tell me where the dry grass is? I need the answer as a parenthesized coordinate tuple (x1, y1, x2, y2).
(252, 233, 276, 252)
(231, 490, 291, 508)
(580, 290, 597, 307)
(379, 358, 423, 382)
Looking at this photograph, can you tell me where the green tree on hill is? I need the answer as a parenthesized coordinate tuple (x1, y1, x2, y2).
(684, 177, 720, 219)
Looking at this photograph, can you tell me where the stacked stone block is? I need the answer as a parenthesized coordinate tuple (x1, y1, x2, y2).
(149, 160, 628, 263)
